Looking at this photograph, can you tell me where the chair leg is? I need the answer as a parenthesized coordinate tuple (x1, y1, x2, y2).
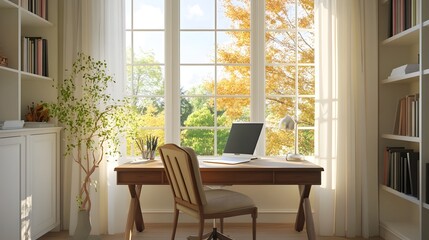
(220, 218, 224, 233)
(171, 209, 179, 240)
(198, 218, 205, 240)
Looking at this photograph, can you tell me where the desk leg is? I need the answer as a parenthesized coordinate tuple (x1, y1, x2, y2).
(125, 184, 144, 240)
(295, 185, 316, 240)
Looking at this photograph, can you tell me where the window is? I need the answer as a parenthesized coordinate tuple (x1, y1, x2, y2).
(125, 0, 314, 156)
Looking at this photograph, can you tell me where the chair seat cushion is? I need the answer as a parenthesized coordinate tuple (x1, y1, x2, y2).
(203, 189, 255, 215)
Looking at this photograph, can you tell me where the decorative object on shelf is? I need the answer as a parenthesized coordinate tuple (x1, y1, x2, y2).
(279, 115, 304, 161)
(25, 102, 50, 122)
(0, 55, 7, 67)
(135, 134, 159, 160)
(47, 53, 132, 240)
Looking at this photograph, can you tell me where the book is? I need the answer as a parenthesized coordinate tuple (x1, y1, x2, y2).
(407, 151, 419, 198)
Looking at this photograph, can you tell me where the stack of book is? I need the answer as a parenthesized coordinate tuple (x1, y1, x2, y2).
(393, 94, 419, 137)
(22, 37, 48, 77)
(383, 147, 419, 198)
(390, 0, 419, 36)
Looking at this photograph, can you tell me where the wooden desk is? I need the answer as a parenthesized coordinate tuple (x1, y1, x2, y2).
(115, 157, 323, 240)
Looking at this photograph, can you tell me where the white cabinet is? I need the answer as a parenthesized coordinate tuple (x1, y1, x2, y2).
(27, 133, 59, 239)
(0, 128, 60, 240)
(0, 136, 25, 240)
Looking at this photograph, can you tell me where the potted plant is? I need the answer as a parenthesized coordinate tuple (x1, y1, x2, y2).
(48, 53, 130, 239)
(135, 134, 159, 160)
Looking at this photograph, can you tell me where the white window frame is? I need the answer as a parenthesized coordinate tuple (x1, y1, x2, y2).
(126, 0, 315, 157)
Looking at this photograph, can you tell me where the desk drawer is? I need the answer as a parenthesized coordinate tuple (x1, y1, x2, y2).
(201, 171, 273, 185)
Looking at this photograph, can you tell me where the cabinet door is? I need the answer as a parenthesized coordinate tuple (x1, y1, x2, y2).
(27, 133, 58, 239)
(0, 136, 25, 240)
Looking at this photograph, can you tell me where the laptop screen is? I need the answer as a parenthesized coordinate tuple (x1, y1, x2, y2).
(223, 122, 263, 155)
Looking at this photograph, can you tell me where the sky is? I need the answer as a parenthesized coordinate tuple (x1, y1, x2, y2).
(125, 0, 250, 92)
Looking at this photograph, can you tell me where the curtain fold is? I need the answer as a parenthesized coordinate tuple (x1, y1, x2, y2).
(315, 0, 378, 237)
(61, 0, 125, 235)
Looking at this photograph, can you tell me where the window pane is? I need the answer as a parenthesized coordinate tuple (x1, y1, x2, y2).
(125, 0, 132, 29)
(297, 31, 314, 63)
(181, 97, 214, 127)
(265, 97, 295, 122)
(216, 66, 250, 95)
(133, 31, 165, 64)
(265, 126, 294, 156)
(265, 0, 296, 30)
(216, 97, 250, 126)
(216, 128, 230, 155)
(298, 129, 314, 156)
(217, 31, 250, 64)
(133, 0, 164, 29)
(180, 31, 215, 64)
(298, 66, 314, 95)
(130, 97, 165, 128)
(180, 66, 214, 95)
(127, 65, 164, 96)
(298, 97, 314, 127)
(217, 0, 250, 29)
(298, 0, 314, 29)
(265, 65, 296, 96)
(181, 129, 214, 155)
(180, 0, 215, 29)
(266, 31, 296, 64)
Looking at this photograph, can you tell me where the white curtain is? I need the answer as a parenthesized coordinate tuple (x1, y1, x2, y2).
(61, 0, 125, 235)
(315, 0, 379, 238)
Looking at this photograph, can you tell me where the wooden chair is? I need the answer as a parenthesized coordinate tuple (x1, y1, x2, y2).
(158, 143, 257, 240)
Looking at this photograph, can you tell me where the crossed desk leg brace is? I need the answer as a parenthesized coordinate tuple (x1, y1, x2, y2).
(295, 185, 316, 240)
(124, 184, 316, 240)
(125, 185, 144, 240)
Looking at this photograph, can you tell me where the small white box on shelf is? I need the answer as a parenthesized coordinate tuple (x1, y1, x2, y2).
(0, 120, 24, 130)
(389, 64, 419, 78)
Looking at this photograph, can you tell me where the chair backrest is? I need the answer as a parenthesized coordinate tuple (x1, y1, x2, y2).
(158, 144, 207, 212)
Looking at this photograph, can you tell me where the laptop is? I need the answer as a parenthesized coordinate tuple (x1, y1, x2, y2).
(203, 122, 264, 164)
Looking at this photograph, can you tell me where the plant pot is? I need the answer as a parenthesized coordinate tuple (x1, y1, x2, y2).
(73, 210, 91, 240)
(149, 150, 156, 160)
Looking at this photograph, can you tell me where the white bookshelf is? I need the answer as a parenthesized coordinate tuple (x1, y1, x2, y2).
(378, 0, 429, 239)
(0, 0, 58, 121)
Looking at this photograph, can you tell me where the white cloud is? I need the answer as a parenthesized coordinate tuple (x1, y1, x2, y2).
(187, 4, 204, 19)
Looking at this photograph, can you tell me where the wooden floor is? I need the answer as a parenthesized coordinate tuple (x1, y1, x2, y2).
(39, 223, 381, 240)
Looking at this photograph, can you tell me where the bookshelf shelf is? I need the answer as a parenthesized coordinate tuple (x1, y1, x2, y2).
(424, 69, 429, 75)
(381, 71, 419, 84)
(0, 65, 19, 74)
(424, 19, 429, 28)
(380, 220, 419, 240)
(381, 134, 420, 142)
(21, 8, 52, 27)
(382, 24, 419, 46)
(0, 0, 16, 8)
(21, 71, 52, 82)
(381, 185, 420, 205)
(424, 203, 429, 210)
